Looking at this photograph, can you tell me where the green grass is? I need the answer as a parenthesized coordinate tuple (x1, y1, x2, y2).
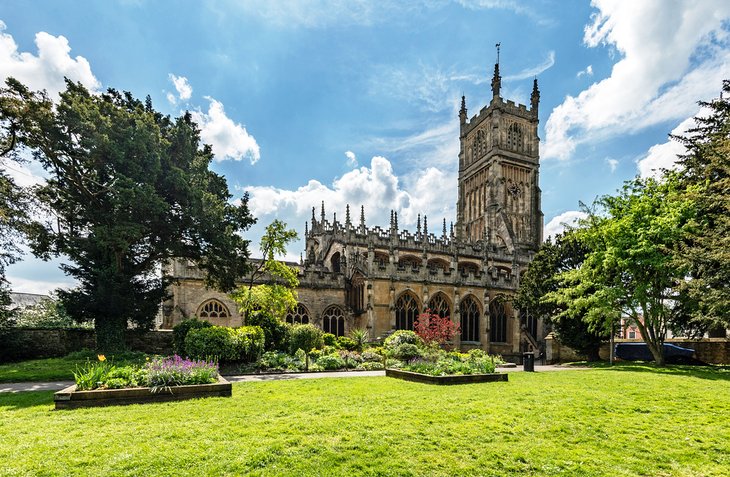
(1, 365, 729, 476)
(0, 351, 148, 383)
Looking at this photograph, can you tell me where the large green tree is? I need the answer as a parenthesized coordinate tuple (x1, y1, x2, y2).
(515, 231, 607, 361)
(674, 80, 730, 332)
(548, 177, 694, 365)
(0, 78, 255, 352)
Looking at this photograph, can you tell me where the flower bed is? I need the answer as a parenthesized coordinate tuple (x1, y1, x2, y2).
(385, 368, 507, 385)
(54, 375, 231, 409)
(54, 354, 230, 409)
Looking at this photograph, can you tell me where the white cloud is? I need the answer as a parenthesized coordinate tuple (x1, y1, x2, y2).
(168, 73, 192, 101)
(6, 275, 74, 295)
(0, 158, 45, 187)
(606, 158, 618, 173)
(0, 20, 99, 98)
(191, 97, 261, 164)
(544, 210, 588, 240)
(504, 51, 555, 81)
(245, 156, 455, 245)
(345, 150, 358, 167)
(166, 92, 176, 105)
(543, 0, 730, 160)
(636, 113, 701, 179)
(576, 65, 593, 78)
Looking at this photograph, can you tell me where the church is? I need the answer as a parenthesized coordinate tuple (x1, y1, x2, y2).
(162, 58, 545, 361)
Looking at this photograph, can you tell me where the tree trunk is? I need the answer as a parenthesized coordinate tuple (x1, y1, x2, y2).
(95, 313, 128, 353)
(646, 340, 665, 366)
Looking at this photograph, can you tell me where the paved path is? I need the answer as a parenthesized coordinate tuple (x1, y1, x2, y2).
(0, 364, 587, 393)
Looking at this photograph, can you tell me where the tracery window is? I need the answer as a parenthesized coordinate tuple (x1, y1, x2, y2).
(428, 293, 450, 319)
(346, 273, 365, 314)
(520, 308, 538, 339)
(286, 303, 310, 325)
(490, 298, 508, 343)
(322, 305, 345, 336)
(198, 299, 230, 320)
(507, 123, 523, 152)
(395, 292, 420, 331)
(460, 296, 480, 342)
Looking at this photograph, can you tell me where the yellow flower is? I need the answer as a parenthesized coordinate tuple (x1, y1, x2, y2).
(97, 354, 106, 362)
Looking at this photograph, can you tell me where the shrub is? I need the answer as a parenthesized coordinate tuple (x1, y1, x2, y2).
(361, 350, 384, 363)
(289, 324, 324, 354)
(173, 318, 212, 355)
(384, 330, 421, 350)
(336, 336, 357, 351)
(392, 343, 422, 361)
(322, 333, 337, 347)
(414, 312, 460, 346)
(315, 353, 346, 370)
(246, 311, 290, 352)
(233, 326, 265, 362)
(349, 328, 369, 352)
(184, 326, 238, 361)
(357, 361, 384, 371)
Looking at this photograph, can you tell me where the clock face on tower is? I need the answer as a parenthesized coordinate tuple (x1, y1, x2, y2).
(507, 183, 521, 197)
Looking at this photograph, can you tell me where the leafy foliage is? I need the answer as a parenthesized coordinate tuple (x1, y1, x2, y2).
(246, 311, 290, 352)
(673, 80, 730, 330)
(172, 318, 213, 355)
(413, 312, 460, 346)
(184, 325, 264, 362)
(288, 324, 324, 354)
(12, 297, 88, 329)
(383, 330, 421, 350)
(0, 78, 254, 352)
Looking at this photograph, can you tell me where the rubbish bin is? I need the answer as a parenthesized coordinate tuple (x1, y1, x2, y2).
(523, 352, 535, 372)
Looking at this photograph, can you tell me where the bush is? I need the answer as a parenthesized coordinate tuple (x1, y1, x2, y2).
(361, 350, 384, 363)
(173, 318, 212, 355)
(233, 326, 265, 362)
(184, 326, 238, 361)
(315, 353, 346, 370)
(246, 311, 290, 352)
(322, 333, 337, 347)
(289, 324, 324, 354)
(336, 336, 357, 351)
(349, 328, 369, 352)
(384, 330, 422, 350)
(392, 343, 422, 361)
(357, 361, 384, 371)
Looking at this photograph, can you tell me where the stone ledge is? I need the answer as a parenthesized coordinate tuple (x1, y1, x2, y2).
(385, 368, 508, 385)
(53, 376, 231, 410)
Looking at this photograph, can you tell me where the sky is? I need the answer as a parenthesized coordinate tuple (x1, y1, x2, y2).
(1, 0, 729, 295)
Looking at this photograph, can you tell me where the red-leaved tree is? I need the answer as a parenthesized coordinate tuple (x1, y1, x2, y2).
(413, 311, 460, 346)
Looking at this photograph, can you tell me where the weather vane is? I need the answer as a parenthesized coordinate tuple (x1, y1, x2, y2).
(496, 42, 501, 64)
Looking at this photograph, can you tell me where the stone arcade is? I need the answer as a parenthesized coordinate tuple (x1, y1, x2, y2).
(162, 58, 545, 360)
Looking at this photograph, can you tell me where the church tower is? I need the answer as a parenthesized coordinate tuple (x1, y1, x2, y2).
(455, 47, 543, 252)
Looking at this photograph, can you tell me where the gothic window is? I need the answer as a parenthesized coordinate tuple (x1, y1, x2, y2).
(375, 252, 389, 268)
(428, 293, 450, 319)
(286, 303, 310, 325)
(519, 308, 538, 339)
(346, 273, 365, 314)
(395, 292, 420, 331)
(427, 258, 449, 272)
(460, 296, 480, 342)
(198, 299, 229, 320)
(458, 262, 480, 276)
(490, 298, 508, 343)
(322, 305, 345, 336)
(507, 123, 523, 152)
(398, 255, 422, 269)
(330, 252, 341, 273)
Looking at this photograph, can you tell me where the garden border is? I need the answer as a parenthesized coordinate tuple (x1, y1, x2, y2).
(385, 368, 508, 385)
(53, 376, 231, 410)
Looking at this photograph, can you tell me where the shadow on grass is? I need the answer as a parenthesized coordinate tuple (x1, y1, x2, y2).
(0, 391, 55, 411)
(568, 361, 730, 381)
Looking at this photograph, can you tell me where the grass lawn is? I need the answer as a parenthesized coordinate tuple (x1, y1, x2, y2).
(0, 352, 148, 383)
(1, 365, 728, 476)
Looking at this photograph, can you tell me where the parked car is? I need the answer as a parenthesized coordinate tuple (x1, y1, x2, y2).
(614, 342, 704, 364)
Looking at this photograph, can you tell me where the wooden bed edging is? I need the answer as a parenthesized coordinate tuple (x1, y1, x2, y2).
(385, 368, 508, 385)
(53, 376, 231, 410)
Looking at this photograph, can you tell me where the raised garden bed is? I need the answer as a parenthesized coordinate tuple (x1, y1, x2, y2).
(385, 368, 508, 385)
(53, 376, 231, 410)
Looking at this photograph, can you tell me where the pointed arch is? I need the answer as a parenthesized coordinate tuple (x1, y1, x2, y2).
(460, 295, 481, 342)
(197, 299, 230, 320)
(427, 292, 451, 319)
(322, 305, 346, 336)
(395, 291, 420, 331)
(490, 296, 508, 343)
(286, 303, 310, 325)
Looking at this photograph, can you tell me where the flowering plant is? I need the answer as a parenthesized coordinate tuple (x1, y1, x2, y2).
(413, 311, 460, 346)
(145, 355, 219, 388)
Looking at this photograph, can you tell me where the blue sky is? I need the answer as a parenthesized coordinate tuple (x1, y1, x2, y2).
(1, 0, 729, 294)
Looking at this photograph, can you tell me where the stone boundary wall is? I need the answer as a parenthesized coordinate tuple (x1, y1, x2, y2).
(0, 328, 173, 361)
(599, 338, 730, 364)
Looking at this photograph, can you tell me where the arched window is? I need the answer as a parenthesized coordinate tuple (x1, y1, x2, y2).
(398, 255, 422, 269)
(458, 262, 480, 276)
(322, 305, 345, 336)
(286, 303, 310, 325)
(428, 293, 450, 319)
(346, 273, 365, 314)
(490, 298, 508, 343)
(330, 252, 341, 273)
(198, 299, 230, 320)
(520, 308, 538, 339)
(375, 252, 389, 268)
(395, 292, 420, 331)
(507, 123, 523, 151)
(427, 258, 449, 272)
(460, 296, 480, 342)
